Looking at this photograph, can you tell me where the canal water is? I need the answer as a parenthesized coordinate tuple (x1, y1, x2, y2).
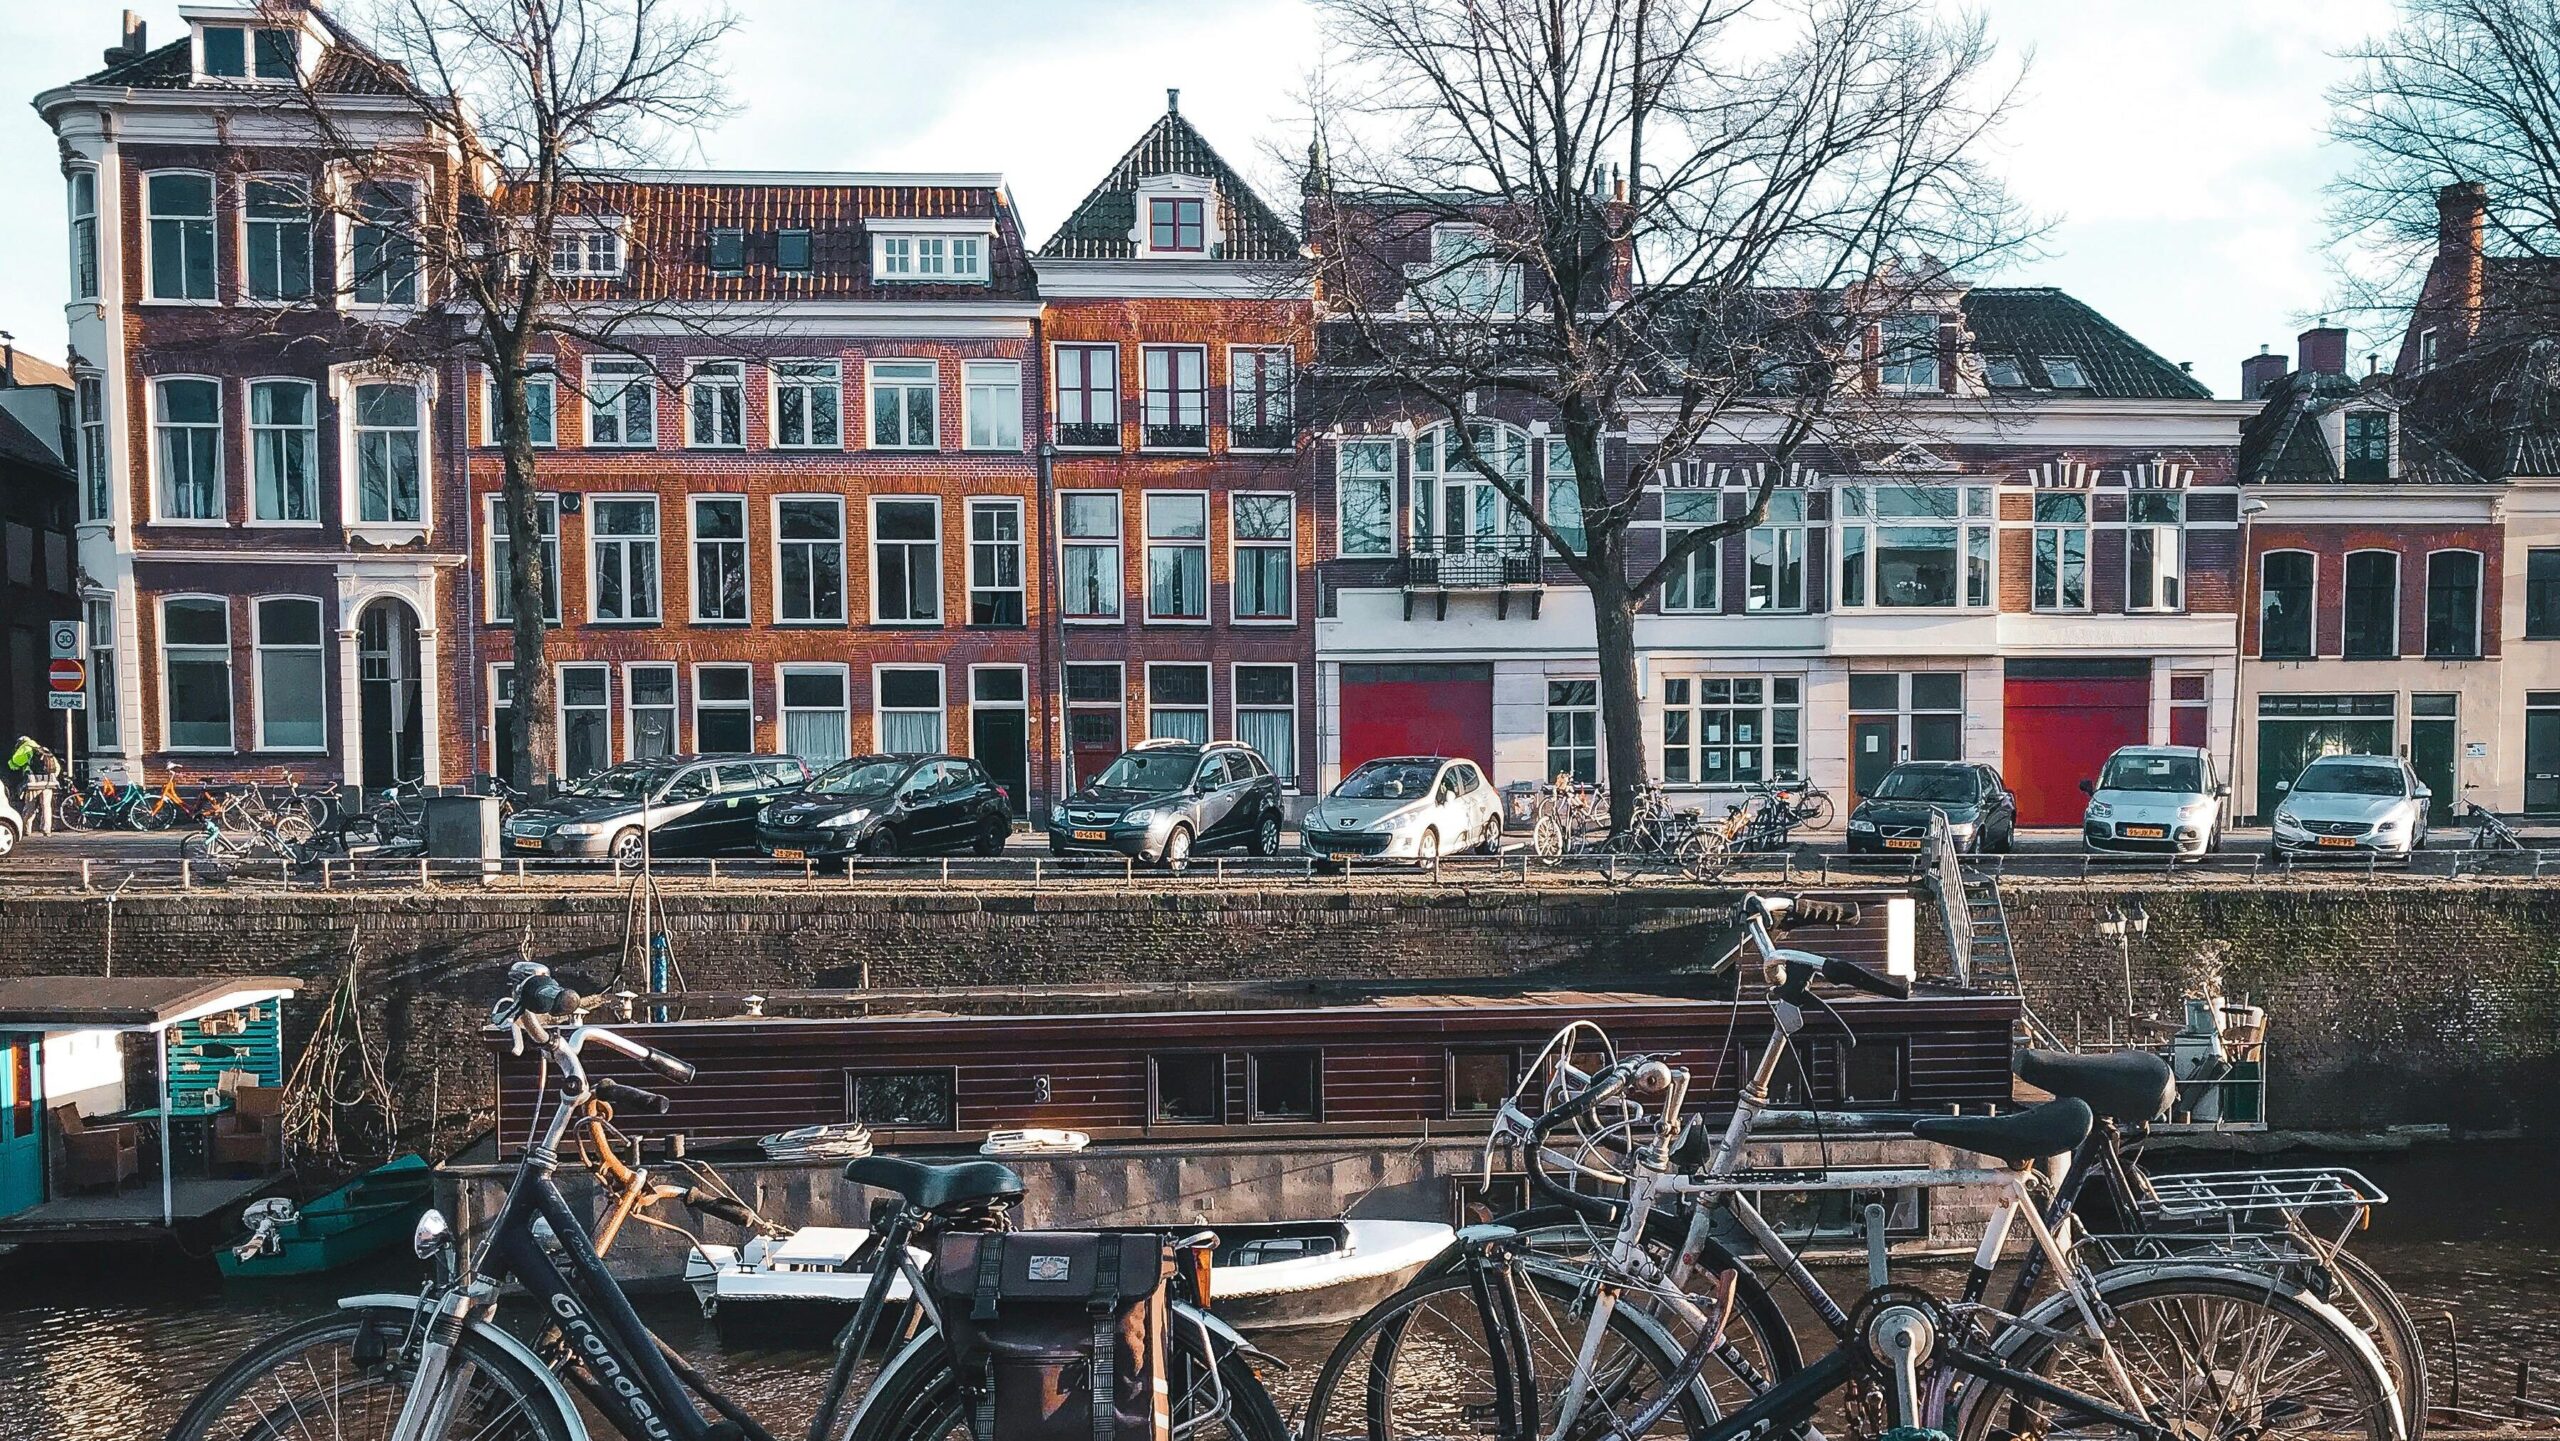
(0, 1141, 2550, 1438)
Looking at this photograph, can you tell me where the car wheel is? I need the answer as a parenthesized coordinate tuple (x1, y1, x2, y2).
(608, 828, 644, 865)
(1047, 836, 1067, 858)
(1254, 813, 1281, 857)
(1417, 827, 1440, 865)
(1161, 824, 1193, 871)
(0, 818, 17, 858)
(862, 829, 899, 859)
(1478, 813, 1503, 855)
(972, 820, 1007, 857)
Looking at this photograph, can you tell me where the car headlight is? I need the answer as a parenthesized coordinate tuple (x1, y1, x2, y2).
(2272, 811, 2303, 832)
(2084, 800, 2112, 819)
(819, 808, 871, 829)
(2371, 818, 2402, 833)
(1847, 818, 1876, 833)
(1122, 807, 1159, 827)
(555, 821, 600, 837)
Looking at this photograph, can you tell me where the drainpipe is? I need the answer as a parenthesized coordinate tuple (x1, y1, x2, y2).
(453, 350, 481, 786)
(1034, 317, 1061, 820)
(2232, 494, 2268, 822)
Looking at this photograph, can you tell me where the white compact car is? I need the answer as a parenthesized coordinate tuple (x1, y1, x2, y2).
(0, 786, 19, 857)
(1300, 756, 1503, 865)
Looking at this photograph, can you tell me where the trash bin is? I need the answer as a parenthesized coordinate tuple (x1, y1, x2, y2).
(424, 794, 502, 860)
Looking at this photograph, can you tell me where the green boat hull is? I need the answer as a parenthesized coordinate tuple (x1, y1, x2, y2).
(217, 1155, 433, 1280)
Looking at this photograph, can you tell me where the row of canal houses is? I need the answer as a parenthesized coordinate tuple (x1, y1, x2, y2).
(35, 2, 2560, 830)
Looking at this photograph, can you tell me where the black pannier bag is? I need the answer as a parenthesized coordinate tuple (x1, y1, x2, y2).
(929, 1231, 1175, 1441)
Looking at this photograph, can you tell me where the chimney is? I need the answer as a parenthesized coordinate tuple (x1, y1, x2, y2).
(2240, 344, 2288, 400)
(106, 11, 147, 65)
(2297, 320, 2348, 377)
(1166, 88, 1180, 115)
(2438, 180, 2488, 344)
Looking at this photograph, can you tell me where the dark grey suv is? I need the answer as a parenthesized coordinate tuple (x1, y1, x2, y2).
(1046, 739, 1285, 867)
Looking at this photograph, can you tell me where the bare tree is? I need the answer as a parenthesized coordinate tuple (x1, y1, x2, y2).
(256, 0, 739, 791)
(2329, 0, 2560, 336)
(1304, 0, 2029, 828)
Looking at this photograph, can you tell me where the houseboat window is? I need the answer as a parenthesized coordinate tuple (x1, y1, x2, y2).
(1448, 1049, 1517, 1114)
(1250, 1052, 1319, 1121)
(1842, 1038, 1905, 1105)
(847, 1069, 954, 1130)
(1153, 1054, 1225, 1124)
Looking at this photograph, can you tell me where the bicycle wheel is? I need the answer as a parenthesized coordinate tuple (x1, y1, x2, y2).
(1532, 815, 1567, 866)
(274, 812, 317, 846)
(845, 1314, 1286, 1441)
(1954, 1270, 2401, 1441)
(1796, 792, 1834, 829)
(1305, 1266, 1718, 1441)
(165, 1308, 573, 1441)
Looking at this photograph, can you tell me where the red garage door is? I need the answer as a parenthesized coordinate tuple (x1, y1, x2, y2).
(2004, 662, 2151, 827)
(1340, 664, 1495, 777)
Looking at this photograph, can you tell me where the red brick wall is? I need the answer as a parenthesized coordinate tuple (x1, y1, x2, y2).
(2243, 521, 2503, 657)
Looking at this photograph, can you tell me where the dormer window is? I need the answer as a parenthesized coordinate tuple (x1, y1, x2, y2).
(549, 222, 624, 278)
(706, 228, 745, 273)
(197, 23, 298, 82)
(1982, 355, 2025, 388)
(1407, 224, 1523, 317)
(872, 224, 990, 283)
(2343, 410, 2392, 481)
(1131, 176, 1224, 259)
(2040, 355, 2088, 388)
(1876, 314, 1940, 391)
(1150, 198, 1205, 252)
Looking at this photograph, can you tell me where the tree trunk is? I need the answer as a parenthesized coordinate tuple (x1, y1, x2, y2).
(1588, 560, 1649, 834)
(497, 365, 554, 794)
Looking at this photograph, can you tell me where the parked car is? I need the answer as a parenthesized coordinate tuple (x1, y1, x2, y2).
(757, 753, 1011, 861)
(1047, 739, 1284, 867)
(1301, 756, 1502, 865)
(2081, 745, 2228, 856)
(501, 755, 809, 861)
(2269, 754, 2431, 857)
(1844, 761, 2016, 854)
(0, 786, 20, 857)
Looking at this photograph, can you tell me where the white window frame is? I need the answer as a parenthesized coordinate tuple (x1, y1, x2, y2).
(685, 359, 746, 448)
(1658, 675, 1804, 787)
(1226, 345, 1293, 451)
(872, 664, 949, 756)
(487, 662, 514, 777)
(1545, 438, 1586, 554)
(867, 358, 940, 450)
(1143, 490, 1211, 624)
(2257, 547, 2319, 660)
(1832, 481, 1996, 611)
(555, 662, 614, 778)
(1231, 662, 1299, 783)
(245, 376, 320, 526)
(339, 374, 431, 529)
(689, 494, 751, 624)
(150, 374, 225, 524)
(1412, 422, 1531, 547)
(250, 594, 327, 753)
(869, 495, 945, 626)
(2124, 489, 2185, 614)
(871, 223, 992, 283)
(691, 662, 756, 753)
(1875, 314, 1940, 392)
(76, 371, 108, 522)
(548, 220, 627, 278)
(777, 662, 853, 764)
(1140, 345, 1209, 452)
(1658, 490, 1721, 614)
(1228, 491, 1297, 624)
(1145, 662, 1212, 743)
(967, 497, 1026, 627)
(158, 593, 235, 753)
(1335, 439, 1397, 558)
(481, 366, 558, 448)
(2424, 546, 2484, 660)
(343, 175, 423, 310)
(624, 661, 679, 761)
(772, 494, 847, 624)
(770, 359, 843, 450)
(2342, 548, 2401, 660)
(963, 360, 1023, 451)
(142, 170, 219, 305)
(240, 174, 312, 304)
(2030, 490, 2091, 613)
(586, 493, 663, 624)
(87, 596, 121, 752)
(1745, 489, 1809, 613)
(583, 355, 658, 448)
(484, 493, 562, 624)
(1059, 490, 1124, 623)
(67, 167, 98, 301)
(1546, 679, 1600, 784)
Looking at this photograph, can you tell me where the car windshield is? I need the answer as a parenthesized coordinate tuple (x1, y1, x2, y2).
(2100, 754, 2203, 794)
(1093, 751, 1197, 794)
(1872, 769, 1975, 803)
(2294, 761, 2404, 797)
(1336, 762, 1439, 800)
(563, 764, 655, 800)
(810, 758, 908, 797)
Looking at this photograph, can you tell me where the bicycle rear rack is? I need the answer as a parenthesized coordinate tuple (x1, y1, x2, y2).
(2134, 1166, 2387, 1226)
(2072, 1229, 2327, 1273)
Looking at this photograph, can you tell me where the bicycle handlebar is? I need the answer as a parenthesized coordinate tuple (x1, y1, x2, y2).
(593, 1078, 671, 1115)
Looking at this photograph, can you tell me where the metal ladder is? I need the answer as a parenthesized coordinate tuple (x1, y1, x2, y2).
(1962, 870, 2063, 1048)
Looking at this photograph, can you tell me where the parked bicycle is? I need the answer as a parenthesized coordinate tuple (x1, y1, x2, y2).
(1732, 779, 1833, 851)
(2462, 786, 2523, 852)
(179, 790, 321, 870)
(167, 962, 1292, 1441)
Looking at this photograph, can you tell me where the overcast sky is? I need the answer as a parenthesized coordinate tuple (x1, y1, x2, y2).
(0, 0, 2405, 397)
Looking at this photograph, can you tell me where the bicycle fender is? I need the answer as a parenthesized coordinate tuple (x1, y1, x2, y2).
(1177, 1299, 1285, 1371)
(337, 1293, 592, 1441)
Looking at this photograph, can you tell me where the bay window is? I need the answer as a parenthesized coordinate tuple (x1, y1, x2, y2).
(253, 597, 325, 751)
(1835, 482, 1992, 608)
(249, 379, 317, 522)
(1230, 493, 1294, 621)
(1336, 440, 1395, 556)
(2031, 492, 2088, 611)
(2125, 491, 2184, 611)
(1061, 492, 1122, 620)
(67, 170, 97, 300)
(352, 382, 423, 524)
(77, 373, 107, 520)
(87, 598, 119, 750)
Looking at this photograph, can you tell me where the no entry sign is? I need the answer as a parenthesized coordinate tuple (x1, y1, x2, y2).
(47, 658, 84, 692)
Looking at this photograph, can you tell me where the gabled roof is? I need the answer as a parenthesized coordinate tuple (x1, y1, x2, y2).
(2237, 368, 2490, 486)
(1038, 103, 1298, 262)
(2396, 335, 2560, 479)
(1959, 288, 2211, 401)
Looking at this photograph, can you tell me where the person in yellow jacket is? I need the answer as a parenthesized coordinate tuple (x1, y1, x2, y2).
(6, 736, 59, 834)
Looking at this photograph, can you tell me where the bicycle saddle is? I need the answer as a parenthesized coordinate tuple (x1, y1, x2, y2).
(2013, 1049, 2174, 1126)
(1910, 1097, 2092, 1165)
(843, 1155, 1026, 1212)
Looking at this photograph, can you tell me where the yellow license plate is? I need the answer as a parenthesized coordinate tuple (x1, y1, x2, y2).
(1073, 829, 1108, 842)
(1329, 852, 1355, 863)
(1883, 837, 1922, 850)
(2316, 835, 2357, 848)
(772, 848, 805, 862)
(512, 836, 544, 850)
(2122, 825, 2165, 839)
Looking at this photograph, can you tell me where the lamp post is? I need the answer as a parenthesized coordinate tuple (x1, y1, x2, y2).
(2094, 903, 2150, 1015)
(2233, 494, 2270, 825)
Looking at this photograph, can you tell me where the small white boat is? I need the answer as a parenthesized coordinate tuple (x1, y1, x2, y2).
(686, 1217, 1452, 1334)
(980, 1128, 1092, 1156)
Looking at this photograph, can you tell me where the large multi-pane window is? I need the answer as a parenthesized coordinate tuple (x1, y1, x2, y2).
(1145, 493, 1209, 619)
(2125, 491, 2184, 611)
(1662, 677, 1801, 785)
(1229, 347, 1292, 450)
(1412, 423, 1529, 546)
(1546, 680, 1598, 783)
(876, 667, 945, 754)
(779, 667, 849, 764)
(352, 382, 423, 524)
(67, 170, 98, 300)
(871, 497, 942, 624)
(2424, 550, 2482, 659)
(585, 358, 655, 446)
(1141, 346, 1207, 449)
(154, 378, 222, 520)
(2342, 551, 2399, 659)
(2031, 492, 2089, 611)
(693, 665, 753, 752)
(1147, 664, 1210, 742)
(244, 179, 312, 301)
(589, 497, 660, 622)
(1054, 344, 1120, 448)
(161, 597, 232, 750)
(1061, 493, 1122, 620)
(488, 495, 561, 623)
(686, 361, 744, 447)
(248, 379, 317, 522)
(776, 497, 845, 622)
(1231, 493, 1294, 620)
(2259, 551, 2315, 659)
(1747, 489, 1808, 611)
(772, 360, 841, 448)
(1661, 491, 1719, 612)
(968, 498, 1024, 626)
(253, 596, 325, 750)
(559, 665, 611, 778)
(1235, 665, 1297, 778)
(626, 664, 677, 759)
(964, 361, 1021, 450)
(77, 373, 107, 520)
(869, 361, 938, 449)
(2528, 549, 2560, 640)
(1337, 440, 1395, 556)
(350, 181, 419, 306)
(1835, 482, 1992, 608)
(146, 173, 216, 301)
(690, 496, 749, 622)
(86, 598, 119, 750)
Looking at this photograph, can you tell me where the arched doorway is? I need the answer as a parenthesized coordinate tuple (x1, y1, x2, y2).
(357, 598, 425, 791)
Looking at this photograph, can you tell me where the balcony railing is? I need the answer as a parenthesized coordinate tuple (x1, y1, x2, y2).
(1397, 531, 1542, 589)
(1142, 422, 1207, 451)
(1229, 422, 1295, 452)
(1054, 421, 1118, 449)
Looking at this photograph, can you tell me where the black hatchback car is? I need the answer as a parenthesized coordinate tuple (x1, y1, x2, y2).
(757, 753, 1013, 861)
(501, 754, 810, 861)
(1047, 739, 1286, 867)
(1844, 760, 2016, 854)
